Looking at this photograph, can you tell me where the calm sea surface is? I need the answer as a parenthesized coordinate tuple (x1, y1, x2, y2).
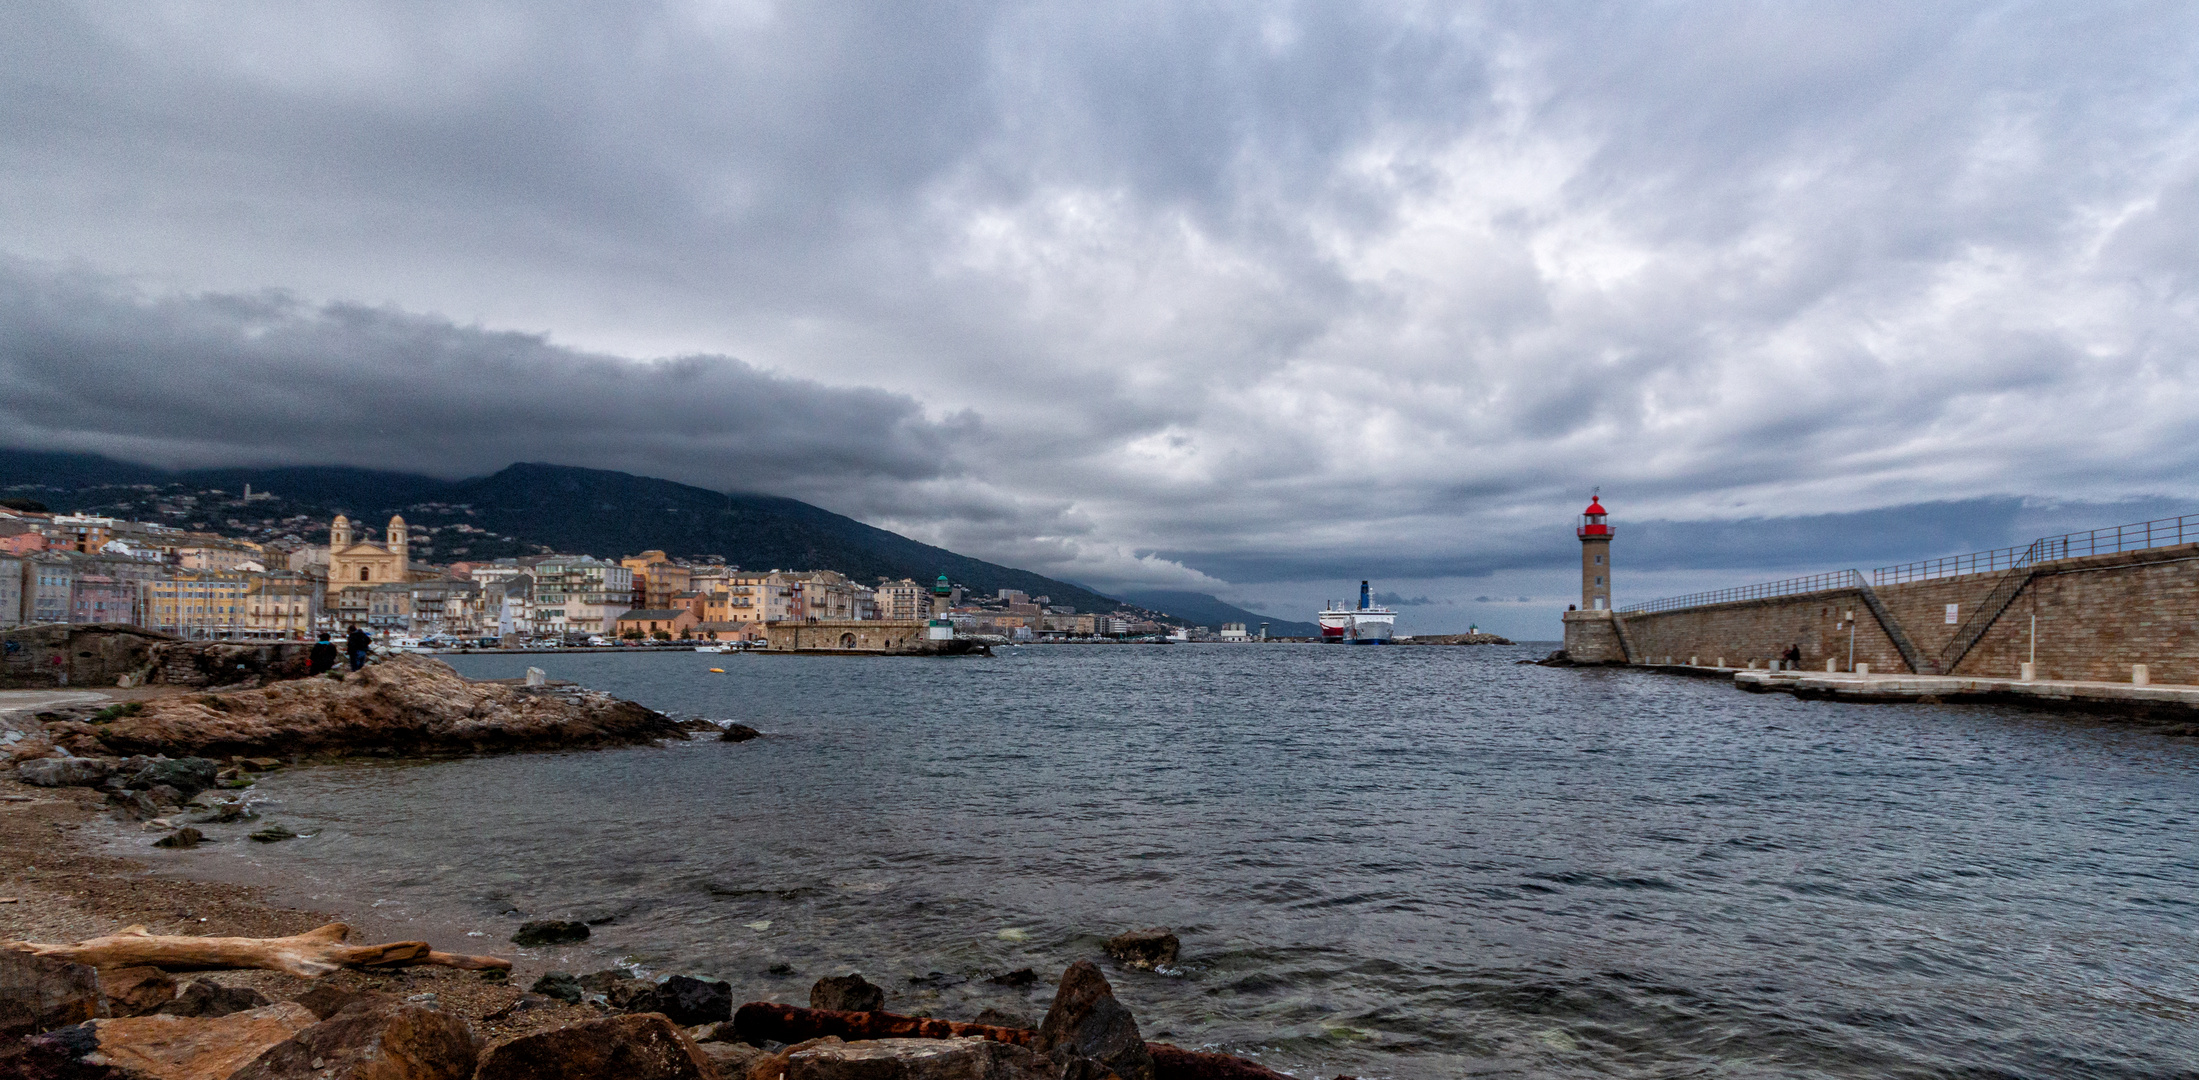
(152, 645, 2199, 1078)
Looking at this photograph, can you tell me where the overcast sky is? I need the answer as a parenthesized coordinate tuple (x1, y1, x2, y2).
(4, 2, 2197, 635)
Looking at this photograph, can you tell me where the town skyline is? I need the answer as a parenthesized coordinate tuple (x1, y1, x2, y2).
(3, 6, 2197, 637)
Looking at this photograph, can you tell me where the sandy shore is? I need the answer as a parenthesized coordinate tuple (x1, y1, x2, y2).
(0, 769, 612, 1049)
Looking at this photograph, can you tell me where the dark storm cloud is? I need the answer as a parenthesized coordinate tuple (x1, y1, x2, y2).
(1, 3, 2196, 594)
(0, 260, 963, 495)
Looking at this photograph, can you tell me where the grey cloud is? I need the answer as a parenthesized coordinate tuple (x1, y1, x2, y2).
(0, 260, 964, 501)
(1, 4, 2197, 596)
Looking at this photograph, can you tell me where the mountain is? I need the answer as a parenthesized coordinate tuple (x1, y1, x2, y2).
(0, 451, 1129, 614)
(1115, 590, 1319, 636)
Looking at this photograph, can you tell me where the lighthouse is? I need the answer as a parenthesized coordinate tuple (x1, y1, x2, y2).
(1578, 492, 1613, 611)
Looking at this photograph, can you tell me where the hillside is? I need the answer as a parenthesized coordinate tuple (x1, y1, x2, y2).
(0, 451, 1130, 615)
(1117, 590, 1319, 636)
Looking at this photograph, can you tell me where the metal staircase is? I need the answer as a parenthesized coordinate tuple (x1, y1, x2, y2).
(1934, 540, 2041, 676)
(1853, 580, 1930, 674)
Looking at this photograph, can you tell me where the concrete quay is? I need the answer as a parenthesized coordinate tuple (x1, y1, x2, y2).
(1725, 667, 2199, 718)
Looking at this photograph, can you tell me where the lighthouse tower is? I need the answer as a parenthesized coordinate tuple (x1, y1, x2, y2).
(1578, 492, 1613, 611)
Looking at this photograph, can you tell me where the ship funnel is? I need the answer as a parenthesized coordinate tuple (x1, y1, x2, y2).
(1360, 580, 1370, 610)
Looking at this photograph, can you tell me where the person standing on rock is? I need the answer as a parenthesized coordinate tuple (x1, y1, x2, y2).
(346, 626, 371, 672)
(309, 632, 338, 676)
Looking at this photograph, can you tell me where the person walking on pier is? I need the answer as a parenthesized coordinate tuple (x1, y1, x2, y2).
(1784, 644, 1802, 669)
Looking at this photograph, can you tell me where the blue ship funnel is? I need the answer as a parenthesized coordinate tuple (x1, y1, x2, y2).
(1360, 580, 1370, 610)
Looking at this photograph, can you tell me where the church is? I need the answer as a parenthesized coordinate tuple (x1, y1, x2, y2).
(328, 514, 409, 589)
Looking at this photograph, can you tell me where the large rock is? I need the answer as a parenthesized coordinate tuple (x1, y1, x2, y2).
(1036, 962, 1153, 1080)
(159, 980, 272, 1019)
(16, 757, 114, 788)
(1104, 928, 1179, 971)
(0, 949, 103, 1032)
(811, 973, 886, 1013)
(511, 920, 589, 947)
(82, 1002, 318, 1080)
(624, 975, 732, 1027)
(229, 1001, 476, 1080)
(0, 1023, 113, 1079)
(98, 968, 176, 1018)
(42, 654, 685, 759)
(118, 757, 219, 802)
(529, 972, 583, 1004)
(473, 1013, 715, 1080)
(786, 1037, 1050, 1080)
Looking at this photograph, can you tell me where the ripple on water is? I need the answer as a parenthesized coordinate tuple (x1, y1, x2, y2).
(149, 645, 2199, 1080)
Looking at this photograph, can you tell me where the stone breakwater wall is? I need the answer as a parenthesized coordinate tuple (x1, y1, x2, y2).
(1564, 542, 2199, 684)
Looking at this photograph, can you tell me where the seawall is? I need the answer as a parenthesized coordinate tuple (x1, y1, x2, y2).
(1565, 541, 2199, 684)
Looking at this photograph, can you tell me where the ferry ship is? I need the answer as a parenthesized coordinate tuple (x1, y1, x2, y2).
(1319, 581, 1397, 644)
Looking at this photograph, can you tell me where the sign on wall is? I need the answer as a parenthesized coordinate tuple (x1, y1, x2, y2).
(1945, 603, 1959, 624)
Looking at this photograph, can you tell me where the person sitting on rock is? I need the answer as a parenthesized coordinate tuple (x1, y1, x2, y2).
(345, 626, 372, 672)
(309, 632, 338, 676)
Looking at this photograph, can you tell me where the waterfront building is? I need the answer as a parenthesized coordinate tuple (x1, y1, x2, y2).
(69, 575, 135, 624)
(1220, 623, 1250, 641)
(25, 555, 74, 625)
(531, 556, 633, 636)
(874, 578, 928, 621)
(0, 555, 21, 627)
(616, 608, 698, 639)
(242, 572, 320, 638)
(620, 551, 692, 610)
(143, 572, 251, 638)
(176, 542, 265, 572)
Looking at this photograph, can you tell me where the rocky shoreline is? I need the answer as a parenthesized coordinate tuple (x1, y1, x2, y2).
(3, 657, 1342, 1080)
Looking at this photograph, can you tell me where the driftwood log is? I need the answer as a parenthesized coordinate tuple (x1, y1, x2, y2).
(729, 1003, 1295, 1080)
(5, 923, 513, 978)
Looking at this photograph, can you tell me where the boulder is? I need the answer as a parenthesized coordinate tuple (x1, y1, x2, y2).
(183, 802, 250, 825)
(578, 968, 637, 992)
(785, 1037, 1050, 1080)
(159, 980, 273, 1018)
(625, 975, 732, 1027)
(529, 972, 583, 1004)
(0, 998, 39, 1041)
(0, 949, 103, 1032)
(81, 1002, 317, 1080)
(972, 1008, 1033, 1031)
(98, 968, 176, 1018)
(473, 1013, 716, 1080)
(700, 1040, 767, 1076)
(120, 758, 219, 802)
(606, 980, 660, 1012)
(811, 973, 886, 1013)
(153, 828, 205, 849)
(247, 825, 296, 843)
(0, 1023, 113, 1079)
(511, 919, 589, 947)
(719, 724, 763, 743)
(16, 757, 114, 788)
(43, 654, 685, 760)
(1104, 929, 1179, 971)
(229, 1001, 476, 1080)
(1036, 962, 1153, 1080)
(106, 790, 159, 821)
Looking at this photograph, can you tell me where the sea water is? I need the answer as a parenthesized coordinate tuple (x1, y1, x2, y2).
(159, 644, 2199, 1078)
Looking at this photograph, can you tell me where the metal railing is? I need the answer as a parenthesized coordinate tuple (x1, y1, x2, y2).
(1871, 544, 2030, 585)
(1622, 569, 1864, 614)
(1873, 512, 2199, 585)
(1624, 511, 2199, 615)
